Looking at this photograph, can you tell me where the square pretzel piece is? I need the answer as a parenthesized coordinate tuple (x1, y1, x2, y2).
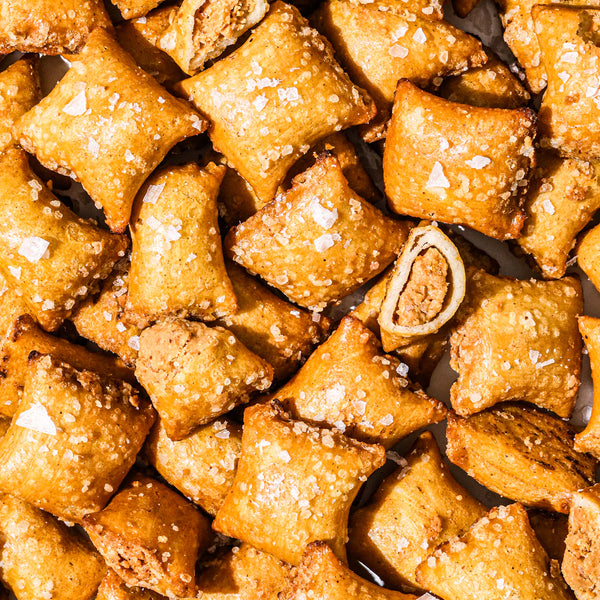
(177, 1, 375, 204)
(16, 28, 206, 233)
(213, 401, 385, 566)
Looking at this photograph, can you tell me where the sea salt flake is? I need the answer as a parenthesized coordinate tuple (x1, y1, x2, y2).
(465, 155, 491, 169)
(311, 198, 338, 229)
(63, 91, 87, 116)
(413, 27, 426, 43)
(142, 183, 165, 204)
(314, 233, 335, 252)
(18, 236, 49, 263)
(16, 403, 57, 435)
(426, 162, 450, 188)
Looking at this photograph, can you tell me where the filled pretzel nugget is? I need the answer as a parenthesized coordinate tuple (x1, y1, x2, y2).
(517, 154, 600, 279)
(348, 431, 486, 590)
(378, 225, 466, 353)
(438, 53, 530, 109)
(127, 162, 237, 323)
(160, 0, 268, 75)
(0, 0, 112, 54)
(283, 541, 417, 600)
(574, 316, 600, 459)
(145, 417, 241, 516)
(0, 57, 40, 153)
(197, 543, 291, 599)
(578, 224, 600, 294)
(16, 28, 205, 233)
(446, 405, 597, 513)
(562, 484, 600, 600)
(96, 570, 165, 600)
(216, 263, 330, 381)
(177, 1, 375, 204)
(116, 7, 184, 89)
(449, 270, 582, 418)
(0, 493, 106, 600)
(0, 353, 155, 522)
(384, 81, 535, 240)
(272, 316, 446, 448)
(136, 319, 273, 440)
(213, 402, 386, 566)
(111, 0, 166, 20)
(71, 261, 143, 368)
(313, 0, 487, 140)
(226, 154, 409, 311)
(0, 149, 127, 332)
(534, 6, 600, 160)
(84, 475, 211, 598)
(0, 314, 134, 418)
(415, 503, 573, 600)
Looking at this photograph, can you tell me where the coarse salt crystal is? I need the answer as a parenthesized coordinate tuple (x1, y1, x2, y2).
(314, 233, 335, 252)
(128, 335, 140, 351)
(18, 236, 49, 263)
(379, 413, 394, 426)
(325, 384, 346, 403)
(8, 266, 21, 279)
(542, 199, 555, 215)
(16, 403, 57, 435)
(215, 429, 230, 439)
(63, 91, 87, 116)
(413, 27, 426, 43)
(389, 44, 409, 58)
(253, 95, 269, 111)
(311, 197, 338, 229)
(536, 358, 555, 369)
(465, 155, 491, 169)
(560, 52, 578, 63)
(279, 450, 291, 462)
(528, 349, 541, 364)
(125, 149, 135, 162)
(426, 162, 450, 188)
(142, 183, 165, 204)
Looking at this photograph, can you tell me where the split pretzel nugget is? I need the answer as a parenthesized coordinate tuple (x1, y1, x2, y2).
(177, 1, 376, 204)
(446, 404, 597, 513)
(0, 0, 112, 54)
(348, 431, 486, 590)
(0, 353, 155, 522)
(213, 401, 386, 566)
(0, 314, 134, 418)
(283, 542, 417, 600)
(562, 483, 600, 600)
(127, 162, 237, 324)
(225, 153, 409, 311)
(449, 269, 583, 418)
(271, 315, 446, 448)
(16, 27, 205, 233)
(415, 503, 573, 600)
(84, 474, 211, 598)
(534, 6, 600, 160)
(313, 0, 487, 141)
(0, 149, 127, 332)
(574, 316, 600, 460)
(384, 80, 536, 240)
(96, 570, 165, 600)
(135, 318, 273, 440)
(517, 153, 600, 279)
(0, 493, 106, 600)
(145, 417, 241, 516)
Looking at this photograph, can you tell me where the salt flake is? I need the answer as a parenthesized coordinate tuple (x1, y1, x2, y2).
(16, 403, 57, 435)
(63, 91, 87, 116)
(426, 162, 450, 188)
(18, 237, 49, 263)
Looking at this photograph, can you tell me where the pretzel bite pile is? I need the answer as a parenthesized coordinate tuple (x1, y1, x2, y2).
(2, 0, 600, 599)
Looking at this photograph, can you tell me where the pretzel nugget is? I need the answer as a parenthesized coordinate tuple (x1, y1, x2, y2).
(216, 263, 330, 381)
(136, 319, 273, 440)
(535, 6, 600, 160)
(213, 402, 385, 566)
(438, 53, 530, 109)
(84, 475, 210, 598)
(71, 261, 143, 368)
(128, 162, 236, 324)
(348, 431, 486, 590)
(0, 57, 40, 153)
(197, 543, 291, 599)
(177, 1, 375, 204)
(313, 0, 487, 140)
(0, 271, 30, 343)
(273, 316, 446, 448)
(111, 0, 166, 20)
(384, 81, 535, 239)
(0, 354, 155, 522)
(450, 270, 582, 418)
(578, 224, 600, 294)
(0, 0, 112, 54)
(378, 225, 466, 353)
(283, 541, 416, 600)
(0, 493, 106, 600)
(160, 0, 268, 75)
(0, 149, 127, 332)
(226, 154, 409, 311)
(0, 314, 134, 418)
(145, 417, 241, 516)
(97, 570, 165, 600)
(562, 484, 600, 600)
(416, 503, 573, 600)
(574, 316, 600, 459)
(446, 405, 597, 513)
(16, 28, 205, 233)
(116, 7, 184, 89)
(517, 154, 600, 279)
